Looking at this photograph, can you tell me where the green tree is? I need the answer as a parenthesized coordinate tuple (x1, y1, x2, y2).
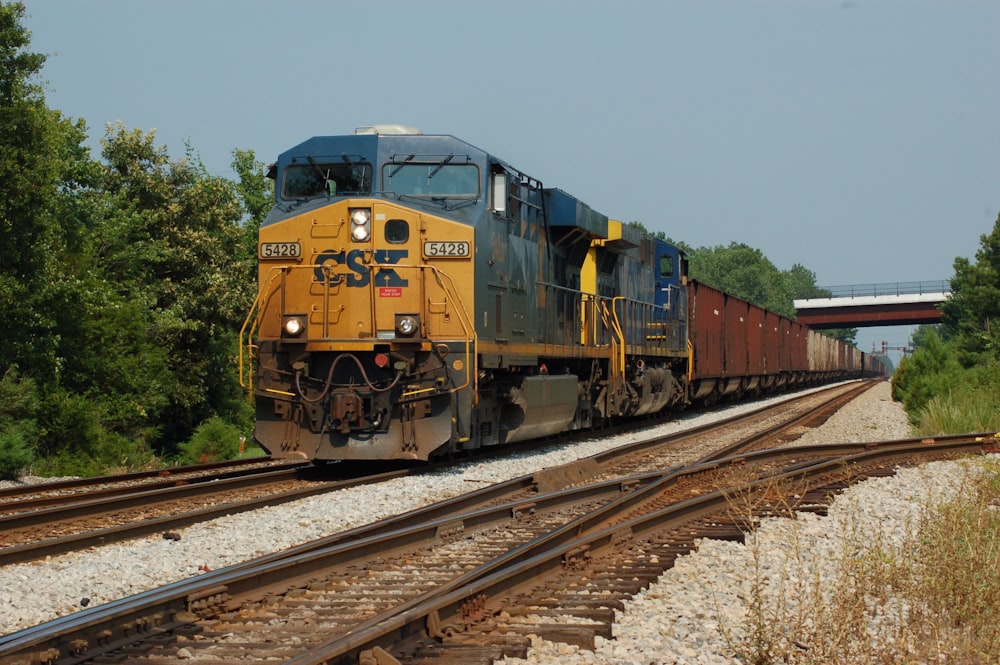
(891, 328, 964, 421)
(941, 213, 1000, 365)
(0, 3, 99, 475)
(0, 368, 37, 479)
(175, 416, 244, 465)
(627, 219, 667, 241)
(89, 123, 255, 451)
(230, 147, 272, 283)
(0, 2, 90, 381)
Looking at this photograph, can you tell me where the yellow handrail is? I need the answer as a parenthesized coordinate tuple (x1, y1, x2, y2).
(238, 266, 286, 394)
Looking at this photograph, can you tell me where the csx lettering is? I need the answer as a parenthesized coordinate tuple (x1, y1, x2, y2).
(314, 249, 408, 287)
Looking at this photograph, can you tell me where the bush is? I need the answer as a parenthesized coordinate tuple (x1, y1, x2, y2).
(891, 329, 964, 422)
(34, 389, 157, 477)
(175, 417, 245, 465)
(0, 370, 39, 480)
(915, 361, 1000, 436)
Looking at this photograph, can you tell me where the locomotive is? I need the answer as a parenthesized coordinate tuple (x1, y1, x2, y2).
(241, 125, 882, 462)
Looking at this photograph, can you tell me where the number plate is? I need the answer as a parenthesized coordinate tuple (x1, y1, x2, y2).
(259, 242, 302, 259)
(423, 241, 470, 258)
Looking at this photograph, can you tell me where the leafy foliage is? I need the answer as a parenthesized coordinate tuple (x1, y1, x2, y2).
(891, 329, 964, 422)
(893, 214, 1000, 431)
(0, 369, 38, 479)
(175, 416, 244, 465)
(230, 147, 273, 287)
(914, 361, 1000, 434)
(941, 213, 1000, 364)
(91, 124, 256, 449)
(0, 5, 259, 476)
(0, 2, 92, 382)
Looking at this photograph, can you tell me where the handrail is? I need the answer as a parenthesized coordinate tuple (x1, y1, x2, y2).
(238, 266, 286, 393)
(809, 280, 951, 299)
(608, 297, 626, 383)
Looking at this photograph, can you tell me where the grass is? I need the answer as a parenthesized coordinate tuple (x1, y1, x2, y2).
(719, 457, 1000, 664)
(916, 390, 1000, 437)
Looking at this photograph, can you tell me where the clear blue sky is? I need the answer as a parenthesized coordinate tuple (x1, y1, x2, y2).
(23, 1, 1000, 361)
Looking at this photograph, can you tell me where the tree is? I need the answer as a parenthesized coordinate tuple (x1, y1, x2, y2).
(1, 5, 263, 474)
(940, 213, 1000, 365)
(0, 368, 37, 479)
(891, 328, 964, 422)
(0, 2, 98, 475)
(230, 147, 272, 284)
(86, 123, 256, 451)
(0, 2, 90, 381)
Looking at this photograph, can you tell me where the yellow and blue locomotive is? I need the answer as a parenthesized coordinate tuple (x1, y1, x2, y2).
(242, 125, 691, 461)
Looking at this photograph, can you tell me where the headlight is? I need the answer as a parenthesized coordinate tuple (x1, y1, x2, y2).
(395, 314, 419, 337)
(283, 315, 306, 337)
(350, 208, 371, 242)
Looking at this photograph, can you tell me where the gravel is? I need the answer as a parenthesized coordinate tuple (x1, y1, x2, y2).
(0, 380, 942, 656)
(498, 383, 988, 664)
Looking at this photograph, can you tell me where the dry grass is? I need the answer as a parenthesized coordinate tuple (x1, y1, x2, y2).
(720, 457, 1000, 664)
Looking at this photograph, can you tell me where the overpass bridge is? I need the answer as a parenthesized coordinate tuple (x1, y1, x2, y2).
(794, 281, 950, 329)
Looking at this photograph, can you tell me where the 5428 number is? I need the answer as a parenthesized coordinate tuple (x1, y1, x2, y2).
(423, 241, 470, 258)
(259, 242, 302, 259)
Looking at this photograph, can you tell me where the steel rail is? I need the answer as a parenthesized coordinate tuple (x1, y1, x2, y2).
(0, 466, 413, 567)
(288, 434, 999, 664)
(0, 460, 308, 516)
(3, 432, 995, 664)
(588, 380, 872, 467)
(0, 457, 280, 503)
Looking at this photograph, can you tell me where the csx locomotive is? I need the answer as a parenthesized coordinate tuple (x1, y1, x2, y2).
(241, 125, 881, 462)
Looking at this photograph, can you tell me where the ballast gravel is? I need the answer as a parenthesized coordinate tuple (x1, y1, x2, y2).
(0, 380, 959, 663)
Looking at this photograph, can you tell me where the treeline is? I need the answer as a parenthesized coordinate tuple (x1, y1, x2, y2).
(0, 4, 270, 478)
(891, 216, 1000, 434)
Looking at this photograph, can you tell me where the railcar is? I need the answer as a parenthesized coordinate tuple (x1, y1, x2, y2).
(241, 125, 882, 462)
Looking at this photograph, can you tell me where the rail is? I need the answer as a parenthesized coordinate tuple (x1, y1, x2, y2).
(810, 280, 951, 300)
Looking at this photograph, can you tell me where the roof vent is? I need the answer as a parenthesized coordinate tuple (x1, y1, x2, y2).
(354, 124, 422, 135)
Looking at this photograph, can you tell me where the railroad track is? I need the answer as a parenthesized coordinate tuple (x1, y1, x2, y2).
(1, 433, 994, 664)
(6, 382, 990, 664)
(0, 381, 866, 567)
(0, 457, 280, 504)
(0, 463, 417, 566)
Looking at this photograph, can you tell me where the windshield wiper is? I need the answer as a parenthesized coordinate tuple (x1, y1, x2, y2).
(398, 194, 447, 209)
(427, 154, 454, 180)
(444, 198, 479, 211)
(305, 155, 331, 196)
(389, 155, 415, 178)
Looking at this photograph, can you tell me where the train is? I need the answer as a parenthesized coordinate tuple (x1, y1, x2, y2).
(240, 125, 886, 462)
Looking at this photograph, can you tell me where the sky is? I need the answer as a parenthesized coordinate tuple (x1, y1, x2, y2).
(22, 1, 1000, 362)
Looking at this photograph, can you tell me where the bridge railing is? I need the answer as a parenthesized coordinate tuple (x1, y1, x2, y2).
(814, 280, 951, 299)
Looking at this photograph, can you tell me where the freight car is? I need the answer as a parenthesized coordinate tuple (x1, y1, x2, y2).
(241, 125, 883, 462)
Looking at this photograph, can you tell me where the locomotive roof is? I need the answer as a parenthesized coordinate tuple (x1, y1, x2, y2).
(278, 130, 492, 168)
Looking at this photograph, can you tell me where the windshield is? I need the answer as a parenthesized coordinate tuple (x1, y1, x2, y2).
(381, 162, 480, 198)
(281, 162, 372, 200)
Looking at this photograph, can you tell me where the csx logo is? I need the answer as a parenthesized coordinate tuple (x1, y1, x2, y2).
(314, 249, 408, 287)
